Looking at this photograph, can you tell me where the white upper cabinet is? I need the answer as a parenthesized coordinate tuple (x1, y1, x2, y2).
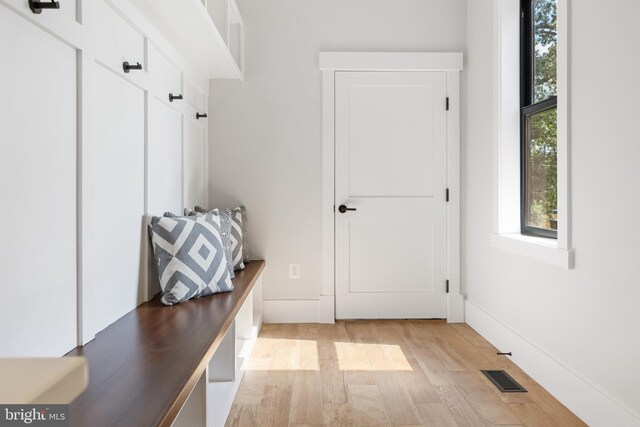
(148, 42, 182, 98)
(93, 0, 145, 78)
(130, 0, 244, 79)
(226, 0, 244, 76)
(3, 0, 80, 40)
(185, 80, 207, 112)
(207, 0, 228, 46)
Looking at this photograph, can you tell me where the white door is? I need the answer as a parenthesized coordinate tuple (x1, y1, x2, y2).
(335, 71, 448, 319)
(0, 5, 77, 356)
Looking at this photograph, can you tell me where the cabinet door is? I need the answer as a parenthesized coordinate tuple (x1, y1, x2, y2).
(0, 6, 77, 356)
(184, 117, 207, 209)
(4, 0, 79, 36)
(83, 63, 145, 340)
(92, 0, 144, 78)
(185, 81, 206, 112)
(148, 43, 182, 97)
(148, 97, 182, 216)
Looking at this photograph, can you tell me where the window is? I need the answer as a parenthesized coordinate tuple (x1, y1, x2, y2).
(521, 0, 558, 238)
(492, 0, 572, 267)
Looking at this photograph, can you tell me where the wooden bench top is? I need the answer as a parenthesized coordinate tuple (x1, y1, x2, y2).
(66, 260, 265, 427)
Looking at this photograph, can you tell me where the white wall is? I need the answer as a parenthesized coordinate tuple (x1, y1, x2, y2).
(466, 0, 640, 424)
(209, 0, 467, 302)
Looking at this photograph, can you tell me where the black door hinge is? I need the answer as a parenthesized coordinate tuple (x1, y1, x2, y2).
(446, 188, 450, 202)
(446, 280, 450, 293)
(446, 97, 450, 111)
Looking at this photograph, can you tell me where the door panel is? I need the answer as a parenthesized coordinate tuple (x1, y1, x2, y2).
(335, 71, 447, 319)
(148, 43, 182, 96)
(148, 96, 182, 215)
(5, 0, 78, 32)
(184, 118, 206, 209)
(93, 0, 144, 76)
(0, 6, 77, 356)
(83, 63, 145, 338)
(348, 83, 436, 197)
(185, 81, 206, 112)
(349, 219, 435, 293)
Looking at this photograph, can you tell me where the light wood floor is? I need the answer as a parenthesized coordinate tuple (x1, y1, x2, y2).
(225, 321, 585, 426)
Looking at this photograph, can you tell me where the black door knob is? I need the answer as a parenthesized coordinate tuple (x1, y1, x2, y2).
(338, 205, 356, 213)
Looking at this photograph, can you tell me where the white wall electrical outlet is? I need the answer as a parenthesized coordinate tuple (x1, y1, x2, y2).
(288, 263, 300, 280)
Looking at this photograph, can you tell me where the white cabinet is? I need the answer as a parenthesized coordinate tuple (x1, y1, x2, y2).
(184, 117, 207, 209)
(148, 96, 183, 215)
(185, 81, 207, 112)
(206, 0, 245, 78)
(148, 43, 182, 98)
(3, 0, 80, 40)
(207, 0, 228, 46)
(0, 5, 77, 357)
(93, 0, 145, 77)
(4, 0, 77, 23)
(2, 0, 229, 352)
(227, 0, 244, 75)
(82, 62, 146, 339)
(130, 0, 244, 79)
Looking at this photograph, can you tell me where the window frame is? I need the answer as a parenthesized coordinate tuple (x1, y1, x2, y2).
(520, 0, 558, 239)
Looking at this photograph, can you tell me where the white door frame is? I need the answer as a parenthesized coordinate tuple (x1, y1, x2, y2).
(319, 52, 464, 323)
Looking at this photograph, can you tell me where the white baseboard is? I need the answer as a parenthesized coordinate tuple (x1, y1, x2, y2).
(447, 293, 465, 323)
(465, 300, 640, 427)
(263, 295, 462, 324)
(318, 295, 335, 323)
(263, 297, 335, 324)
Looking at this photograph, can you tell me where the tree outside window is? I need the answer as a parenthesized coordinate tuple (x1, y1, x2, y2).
(522, 0, 558, 238)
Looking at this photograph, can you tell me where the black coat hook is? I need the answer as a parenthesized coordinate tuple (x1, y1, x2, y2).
(29, 0, 59, 13)
(123, 62, 143, 73)
(196, 113, 208, 120)
(169, 93, 183, 102)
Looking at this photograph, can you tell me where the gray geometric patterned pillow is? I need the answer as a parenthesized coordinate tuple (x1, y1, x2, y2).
(236, 206, 249, 263)
(164, 210, 235, 279)
(211, 208, 235, 279)
(184, 207, 199, 216)
(229, 208, 245, 271)
(150, 213, 233, 305)
(194, 206, 246, 271)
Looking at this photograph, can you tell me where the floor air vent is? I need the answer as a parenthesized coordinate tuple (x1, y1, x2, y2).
(481, 370, 527, 393)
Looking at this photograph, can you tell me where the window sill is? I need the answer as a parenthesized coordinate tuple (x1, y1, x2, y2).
(490, 233, 575, 269)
